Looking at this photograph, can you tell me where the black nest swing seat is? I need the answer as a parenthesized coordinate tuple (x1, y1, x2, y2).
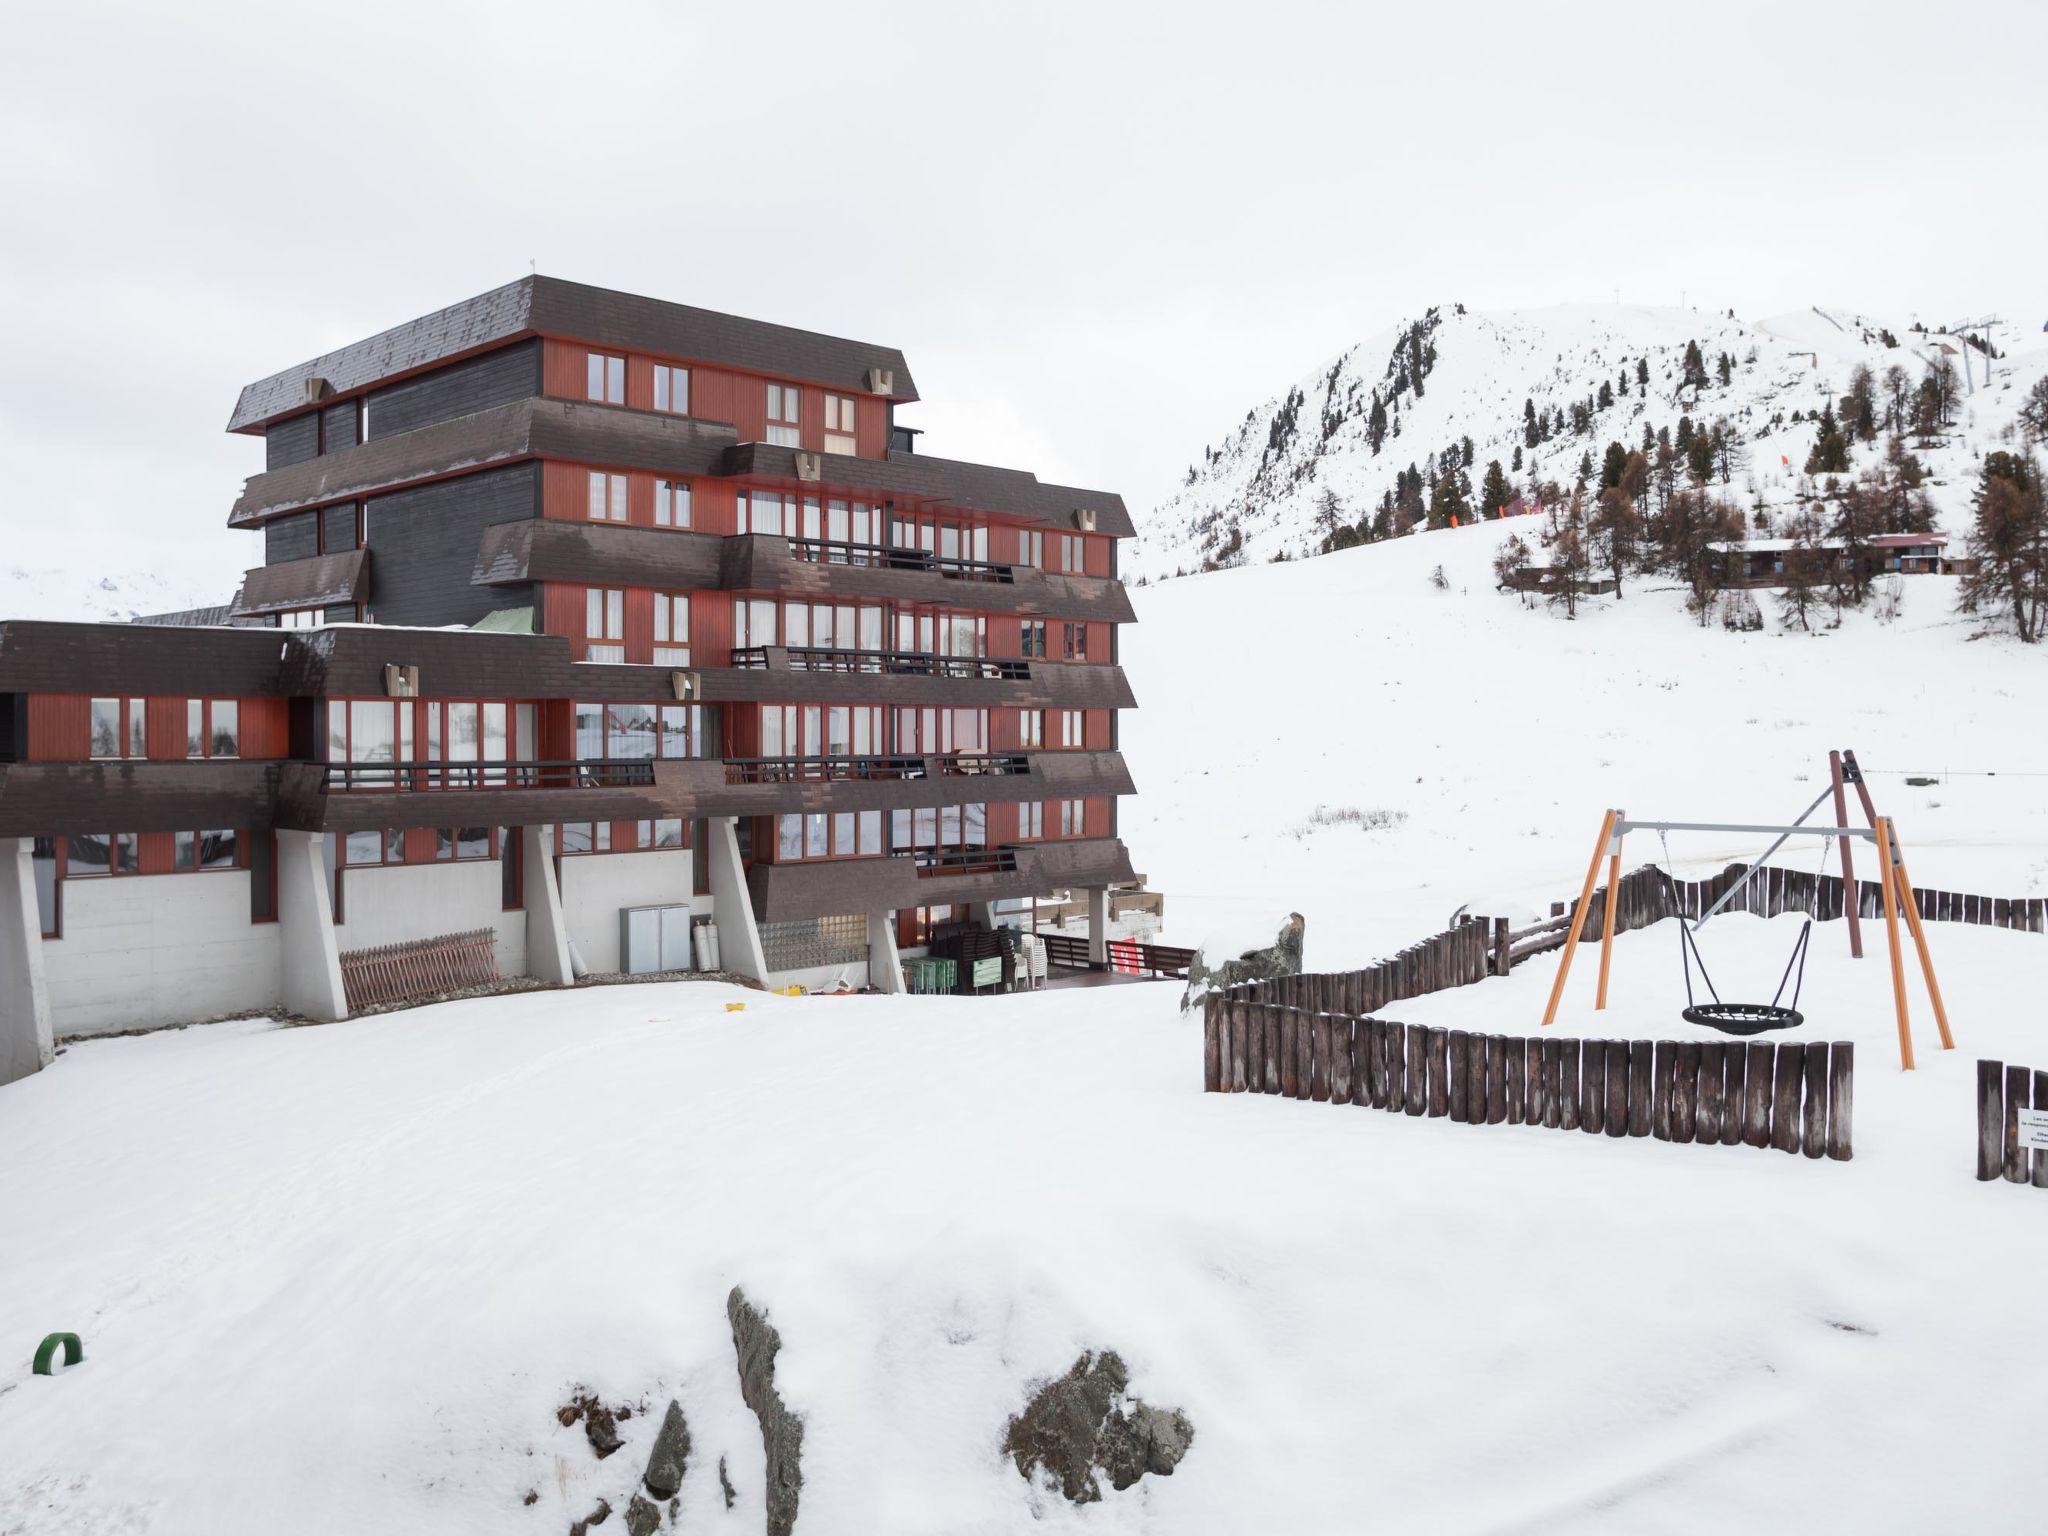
(1675, 910, 1811, 1036)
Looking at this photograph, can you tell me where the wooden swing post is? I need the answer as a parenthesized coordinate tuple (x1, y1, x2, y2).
(1883, 827, 1955, 1052)
(1873, 816, 1915, 1071)
(1829, 749, 1863, 959)
(1595, 811, 1625, 1011)
(1543, 809, 1618, 1028)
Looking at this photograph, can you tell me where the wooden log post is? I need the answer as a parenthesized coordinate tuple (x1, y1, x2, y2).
(1309, 1011, 1329, 1103)
(1280, 1010, 1301, 1098)
(1386, 1022, 1407, 1112)
(1976, 1060, 2004, 1181)
(1485, 1036, 1508, 1124)
(1558, 1040, 1581, 1132)
(1580, 1040, 1604, 1134)
(1405, 1025, 1428, 1116)
(1652, 1041, 1676, 1141)
(1540, 1038, 1563, 1130)
(1203, 996, 1222, 1092)
(1447, 1031, 1470, 1122)
(1771, 1046, 1803, 1154)
(1520, 1038, 1542, 1125)
(1605, 1041, 1629, 1137)
(1826, 1042, 1854, 1161)
(2006, 1064, 2032, 1184)
(1744, 1042, 1773, 1149)
(1329, 1017, 1354, 1106)
(1696, 1041, 1724, 1144)
(1227, 998, 1246, 1092)
(1493, 915, 1512, 977)
(1367, 1019, 1389, 1108)
(1801, 1043, 1828, 1159)
(1627, 1042, 1653, 1137)
(1465, 1026, 1487, 1122)
(1723, 1041, 1748, 1147)
(1671, 1043, 1700, 1144)
(2035, 1068, 2048, 1189)
(1264, 1004, 1283, 1095)
(1506, 1038, 1526, 1125)
(1426, 1028, 1451, 1117)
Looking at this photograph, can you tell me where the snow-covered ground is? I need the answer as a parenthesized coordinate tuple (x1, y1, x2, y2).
(3, 926, 2043, 1534)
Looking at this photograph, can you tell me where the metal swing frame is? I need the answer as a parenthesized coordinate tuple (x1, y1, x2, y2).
(1536, 750, 1956, 1071)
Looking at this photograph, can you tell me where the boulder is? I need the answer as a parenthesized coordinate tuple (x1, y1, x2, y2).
(1181, 912, 1305, 1011)
(621, 1495, 660, 1536)
(1003, 1350, 1195, 1504)
(642, 1399, 690, 1500)
(729, 1288, 804, 1536)
(583, 1401, 623, 1461)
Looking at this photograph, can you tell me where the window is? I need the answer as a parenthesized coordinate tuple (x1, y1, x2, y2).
(1019, 709, 1045, 749)
(585, 588, 624, 662)
(1019, 530, 1045, 568)
(173, 829, 241, 871)
(1019, 801, 1045, 839)
(765, 383, 800, 447)
(1062, 622, 1089, 662)
(1057, 534, 1085, 573)
(208, 700, 239, 757)
(1058, 709, 1084, 749)
(587, 471, 628, 523)
(31, 837, 57, 936)
(823, 394, 857, 455)
(1019, 621, 1048, 659)
(90, 697, 146, 759)
(652, 593, 690, 666)
(575, 701, 699, 760)
(278, 608, 324, 630)
(888, 803, 988, 852)
(773, 808, 882, 861)
(655, 479, 692, 528)
(66, 832, 139, 876)
(652, 364, 689, 415)
(586, 352, 625, 404)
(1059, 799, 1086, 837)
(557, 821, 613, 855)
(343, 828, 407, 866)
(636, 818, 686, 850)
(737, 488, 790, 536)
(434, 827, 494, 861)
(894, 706, 987, 756)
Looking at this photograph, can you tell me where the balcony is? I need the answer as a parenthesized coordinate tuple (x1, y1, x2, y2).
(910, 846, 1019, 877)
(745, 835, 1136, 922)
(275, 757, 683, 833)
(322, 759, 655, 792)
(784, 537, 1017, 584)
(723, 754, 929, 786)
(729, 644, 1030, 681)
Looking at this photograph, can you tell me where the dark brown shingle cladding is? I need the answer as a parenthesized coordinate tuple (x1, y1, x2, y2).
(227, 275, 917, 433)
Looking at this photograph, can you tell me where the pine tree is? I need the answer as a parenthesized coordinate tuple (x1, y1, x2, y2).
(1599, 441, 1628, 490)
(1805, 403, 1850, 475)
(1543, 493, 1592, 619)
(1716, 352, 1733, 387)
(1367, 393, 1388, 454)
(1522, 398, 1538, 450)
(1597, 380, 1614, 411)
(2019, 376, 2048, 443)
(1590, 484, 1641, 597)
(1479, 458, 1514, 519)
(1958, 453, 2048, 642)
(1682, 340, 1709, 390)
(1687, 430, 1716, 484)
(1575, 449, 1593, 488)
(1427, 467, 1472, 528)
(1776, 508, 1828, 632)
(1636, 358, 1650, 389)
(1512, 444, 1523, 472)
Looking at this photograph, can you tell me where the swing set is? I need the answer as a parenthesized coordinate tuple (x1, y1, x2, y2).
(1540, 750, 1955, 1071)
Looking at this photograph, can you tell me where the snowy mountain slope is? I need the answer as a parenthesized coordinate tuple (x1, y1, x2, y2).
(1121, 516, 2048, 972)
(1130, 302, 2046, 581)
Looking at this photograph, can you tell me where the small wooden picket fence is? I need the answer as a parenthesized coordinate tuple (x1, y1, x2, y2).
(1975, 1059, 2048, 1188)
(339, 928, 499, 1012)
(1201, 996, 1853, 1161)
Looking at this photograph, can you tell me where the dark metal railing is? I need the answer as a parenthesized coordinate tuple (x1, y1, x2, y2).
(723, 754, 928, 785)
(935, 753, 1030, 777)
(910, 846, 1018, 877)
(323, 758, 656, 793)
(785, 537, 1017, 584)
(729, 644, 1030, 681)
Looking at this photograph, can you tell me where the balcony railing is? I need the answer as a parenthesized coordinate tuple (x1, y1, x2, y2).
(910, 846, 1019, 877)
(723, 754, 929, 785)
(785, 537, 1017, 584)
(322, 759, 657, 793)
(729, 645, 1030, 681)
(935, 753, 1030, 777)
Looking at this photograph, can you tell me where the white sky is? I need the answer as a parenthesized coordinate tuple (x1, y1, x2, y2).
(2, 0, 2042, 597)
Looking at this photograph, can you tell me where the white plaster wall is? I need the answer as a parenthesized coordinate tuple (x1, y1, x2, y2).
(766, 959, 872, 994)
(557, 851, 695, 975)
(42, 873, 282, 1037)
(335, 860, 527, 979)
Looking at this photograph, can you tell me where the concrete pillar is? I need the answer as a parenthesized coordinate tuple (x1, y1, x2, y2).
(866, 910, 904, 993)
(522, 824, 573, 985)
(705, 816, 769, 983)
(1087, 886, 1110, 969)
(277, 829, 347, 1023)
(0, 837, 54, 1086)
(967, 900, 999, 930)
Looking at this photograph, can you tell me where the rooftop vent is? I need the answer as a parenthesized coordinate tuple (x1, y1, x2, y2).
(670, 669, 701, 701)
(865, 367, 894, 395)
(303, 376, 331, 404)
(1072, 508, 1098, 532)
(383, 663, 420, 698)
(793, 451, 823, 482)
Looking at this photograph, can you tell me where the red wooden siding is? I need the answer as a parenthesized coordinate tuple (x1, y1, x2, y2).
(1084, 796, 1111, 839)
(240, 699, 289, 759)
(146, 697, 185, 761)
(690, 590, 733, 664)
(27, 695, 89, 761)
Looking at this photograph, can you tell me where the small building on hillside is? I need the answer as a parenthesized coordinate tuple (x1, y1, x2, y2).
(1707, 532, 1954, 588)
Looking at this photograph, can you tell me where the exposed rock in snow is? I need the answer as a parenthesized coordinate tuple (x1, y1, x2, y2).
(641, 1399, 690, 1501)
(728, 1287, 803, 1536)
(1003, 1349, 1195, 1504)
(1181, 912, 1304, 1010)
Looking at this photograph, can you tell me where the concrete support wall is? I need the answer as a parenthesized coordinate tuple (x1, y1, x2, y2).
(557, 849, 694, 975)
(336, 859, 526, 978)
(278, 829, 347, 1023)
(867, 909, 904, 994)
(40, 871, 283, 1039)
(0, 837, 53, 1083)
(522, 825, 573, 985)
(1088, 886, 1109, 967)
(705, 817, 769, 983)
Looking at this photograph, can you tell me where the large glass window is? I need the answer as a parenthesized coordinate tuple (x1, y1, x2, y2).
(576, 702, 698, 760)
(90, 697, 143, 759)
(587, 471, 628, 523)
(585, 352, 625, 404)
(737, 489, 790, 536)
(823, 394, 857, 455)
(652, 593, 690, 666)
(765, 383, 800, 447)
(67, 832, 138, 876)
(652, 365, 689, 415)
(774, 808, 882, 861)
(655, 479, 691, 528)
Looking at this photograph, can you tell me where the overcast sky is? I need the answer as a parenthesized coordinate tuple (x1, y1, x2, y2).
(3, 0, 2042, 596)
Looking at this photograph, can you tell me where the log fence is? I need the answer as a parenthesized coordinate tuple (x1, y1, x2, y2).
(339, 928, 499, 1012)
(1975, 1059, 2048, 1188)
(1201, 994, 1853, 1162)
